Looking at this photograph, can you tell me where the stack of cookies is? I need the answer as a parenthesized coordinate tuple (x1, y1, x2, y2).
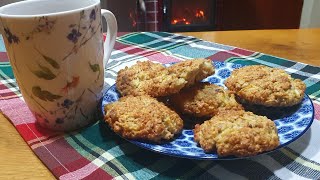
(104, 59, 306, 157)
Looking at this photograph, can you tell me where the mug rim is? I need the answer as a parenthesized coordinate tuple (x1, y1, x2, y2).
(0, 0, 100, 18)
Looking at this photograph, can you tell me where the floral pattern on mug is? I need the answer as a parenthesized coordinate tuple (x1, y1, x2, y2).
(67, 29, 82, 43)
(61, 76, 80, 94)
(64, 6, 101, 61)
(3, 27, 19, 44)
(2, 5, 104, 130)
(25, 16, 57, 40)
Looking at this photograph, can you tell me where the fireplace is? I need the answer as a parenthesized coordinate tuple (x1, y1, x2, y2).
(162, 0, 216, 32)
(105, 0, 217, 32)
(105, 0, 301, 32)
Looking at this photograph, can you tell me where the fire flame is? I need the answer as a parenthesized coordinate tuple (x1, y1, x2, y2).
(171, 9, 206, 25)
(171, 18, 191, 25)
(195, 10, 205, 18)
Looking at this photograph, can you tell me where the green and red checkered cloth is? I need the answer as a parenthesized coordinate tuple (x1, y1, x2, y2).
(1, 32, 320, 179)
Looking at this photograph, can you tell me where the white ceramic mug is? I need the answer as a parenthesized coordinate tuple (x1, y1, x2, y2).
(0, 0, 117, 131)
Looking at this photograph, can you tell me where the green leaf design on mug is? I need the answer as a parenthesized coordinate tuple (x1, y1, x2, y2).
(42, 55, 60, 69)
(89, 63, 100, 72)
(32, 64, 56, 80)
(89, 62, 100, 80)
(35, 48, 60, 69)
(32, 86, 62, 101)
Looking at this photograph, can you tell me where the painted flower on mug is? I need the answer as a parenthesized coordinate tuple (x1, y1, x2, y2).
(61, 99, 74, 109)
(24, 16, 57, 40)
(55, 117, 64, 124)
(4, 27, 20, 44)
(37, 16, 56, 34)
(62, 76, 80, 94)
(63, 6, 101, 62)
(52, 89, 92, 125)
(67, 29, 82, 43)
(90, 9, 96, 21)
(10, 5, 104, 129)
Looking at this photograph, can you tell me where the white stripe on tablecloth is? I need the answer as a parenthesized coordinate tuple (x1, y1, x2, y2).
(286, 120, 320, 166)
(30, 135, 64, 149)
(286, 68, 299, 74)
(311, 73, 320, 80)
(250, 121, 320, 180)
(207, 165, 247, 180)
(60, 134, 136, 179)
(115, 158, 176, 180)
(188, 42, 262, 60)
(59, 161, 101, 180)
(62, 137, 135, 180)
(107, 34, 195, 69)
(0, 78, 15, 84)
(254, 155, 310, 180)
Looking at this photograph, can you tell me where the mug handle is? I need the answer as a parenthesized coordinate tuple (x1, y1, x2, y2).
(101, 9, 117, 68)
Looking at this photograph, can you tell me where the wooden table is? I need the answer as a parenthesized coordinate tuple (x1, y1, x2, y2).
(1, 28, 319, 179)
(179, 28, 320, 66)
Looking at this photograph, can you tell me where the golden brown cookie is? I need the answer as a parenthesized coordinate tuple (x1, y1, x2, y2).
(224, 65, 306, 107)
(116, 61, 178, 97)
(116, 59, 215, 97)
(104, 95, 183, 143)
(168, 58, 215, 88)
(169, 83, 243, 118)
(194, 110, 279, 157)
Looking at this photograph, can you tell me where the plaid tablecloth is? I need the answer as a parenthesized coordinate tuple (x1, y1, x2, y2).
(1, 32, 320, 179)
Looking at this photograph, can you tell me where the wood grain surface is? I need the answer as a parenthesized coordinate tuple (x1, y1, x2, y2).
(179, 29, 320, 66)
(0, 114, 55, 179)
(0, 29, 319, 179)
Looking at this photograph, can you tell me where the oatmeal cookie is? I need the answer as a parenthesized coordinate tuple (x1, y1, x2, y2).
(224, 65, 306, 107)
(170, 83, 243, 118)
(168, 58, 215, 87)
(194, 110, 279, 157)
(116, 61, 181, 97)
(116, 59, 215, 97)
(104, 95, 183, 142)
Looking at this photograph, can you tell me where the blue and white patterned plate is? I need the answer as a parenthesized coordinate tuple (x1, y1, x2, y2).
(102, 62, 314, 160)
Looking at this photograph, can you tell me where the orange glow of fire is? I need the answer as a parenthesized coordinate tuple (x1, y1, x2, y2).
(195, 10, 205, 18)
(171, 9, 206, 25)
(171, 18, 190, 25)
